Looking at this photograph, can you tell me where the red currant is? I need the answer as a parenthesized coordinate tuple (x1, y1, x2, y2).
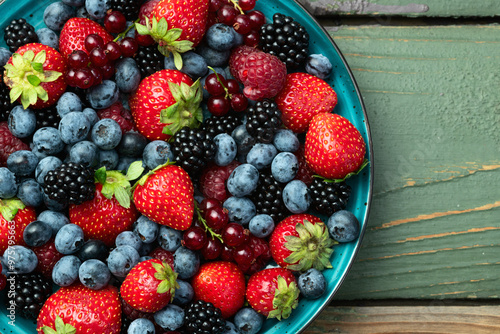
(230, 93, 248, 112)
(104, 10, 127, 34)
(89, 47, 108, 67)
(207, 96, 231, 116)
(183, 226, 208, 251)
(65, 68, 77, 86)
(135, 30, 155, 47)
(226, 79, 240, 94)
(248, 10, 266, 29)
(67, 50, 89, 69)
(222, 223, 247, 247)
(89, 67, 103, 86)
(221, 244, 234, 262)
(239, 0, 257, 11)
(233, 14, 252, 35)
(244, 30, 260, 47)
(101, 63, 115, 80)
(209, 0, 224, 12)
(205, 206, 229, 230)
(74, 67, 94, 89)
(201, 237, 223, 260)
(85, 34, 104, 52)
(217, 5, 238, 25)
(233, 243, 254, 269)
(104, 41, 122, 61)
(205, 73, 227, 96)
(200, 198, 221, 215)
(120, 37, 138, 57)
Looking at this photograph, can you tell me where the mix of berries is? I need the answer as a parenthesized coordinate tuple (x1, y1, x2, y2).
(0, 0, 368, 333)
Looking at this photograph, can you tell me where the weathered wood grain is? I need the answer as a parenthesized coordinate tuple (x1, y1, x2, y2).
(305, 306, 500, 333)
(324, 25, 500, 299)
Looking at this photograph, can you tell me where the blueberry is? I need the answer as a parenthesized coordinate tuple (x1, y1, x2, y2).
(231, 27, 244, 47)
(43, 190, 67, 212)
(54, 223, 85, 254)
(52, 255, 81, 286)
(157, 225, 182, 252)
(69, 140, 99, 167)
(0, 47, 11, 66)
(138, 241, 156, 256)
(127, 318, 156, 334)
(43, 1, 76, 31)
(139, 255, 153, 263)
(273, 129, 300, 152)
(163, 54, 176, 70)
(116, 157, 141, 173)
(8, 105, 36, 138)
(248, 214, 275, 238)
(115, 57, 141, 93)
(38, 210, 69, 236)
(173, 279, 194, 305)
(82, 108, 100, 128)
(133, 215, 159, 244)
(271, 152, 299, 183)
(327, 210, 360, 242)
(85, 0, 107, 19)
(231, 124, 256, 156)
(206, 23, 235, 51)
(17, 178, 44, 207)
(59, 111, 91, 144)
(116, 132, 148, 158)
(7, 150, 39, 176)
(223, 196, 256, 225)
(91, 118, 122, 150)
(222, 321, 240, 334)
(283, 179, 311, 213)
(227, 163, 259, 197)
(35, 156, 62, 185)
(298, 268, 327, 299)
(62, 0, 85, 6)
(36, 28, 59, 50)
(107, 245, 140, 277)
(2, 245, 38, 274)
(143, 140, 174, 169)
(173, 246, 200, 279)
(305, 54, 333, 80)
(22, 220, 51, 247)
(197, 43, 230, 67)
(214, 133, 237, 166)
(233, 307, 264, 334)
(246, 143, 278, 170)
(154, 304, 185, 331)
(98, 149, 119, 170)
(56, 92, 83, 118)
(33, 127, 65, 156)
(76, 239, 109, 262)
(180, 51, 208, 79)
(0, 167, 17, 198)
(115, 230, 143, 251)
(86, 80, 120, 110)
(79, 259, 111, 289)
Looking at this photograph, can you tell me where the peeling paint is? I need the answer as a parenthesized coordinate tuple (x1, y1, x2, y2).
(298, 0, 429, 16)
(396, 227, 500, 243)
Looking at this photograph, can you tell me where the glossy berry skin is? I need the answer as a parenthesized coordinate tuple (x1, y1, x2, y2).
(223, 196, 256, 226)
(78, 259, 111, 290)
(297, 268, 327, 299)
(227, 163, 259, 197)
(107, 245, 140, 277)
(54, 224, 85, 255)
(174, 246, 200, 280)
(76, 239, 109, 262)
(182, 226, 207, 251)
(282, 180, 311, 214)
(59, 18, 113, 59)
(234, 308, 264, 334)
(23, 220, 52, 247)
(327, 210, 361, 243)
(305, 54, 333, 80)
(51, 255, 81, 287)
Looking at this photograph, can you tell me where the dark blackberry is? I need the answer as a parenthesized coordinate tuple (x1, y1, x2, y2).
(36, 107, 61, 130)
(43, 162, 95, 207)
(5, 273, 52, 320)
(0, 79, 13, 122)
(259, 13, 309, 70)
(184, 300, 226, 334)
(3, 18, 39, 53)
(200, 113, 243, 137)
(134, 45, 165, 78)
(106, 0, 142, 21)
(245, 99, 282, 144)
(309, 178, 351, 216)
(171, 127, 216, 178)
(250, 170, 290, 223)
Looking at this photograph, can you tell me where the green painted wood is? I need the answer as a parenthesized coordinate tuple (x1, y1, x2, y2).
(299, 0, 500, 17)
(325, 25, 500, 300)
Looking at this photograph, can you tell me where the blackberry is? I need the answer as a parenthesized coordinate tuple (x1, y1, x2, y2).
(36, 107, 61, 130)
(309, 178, 351, 216)
(200, 113, 243, 137)
(3, 18, 39, 53)
(134, 45, 165, 79)
(184, 300, 226, 334)
(6, 273, 52, 320)
(250, 170, 290, 223)
(259, 13, 309, 70)
(43, 162, 95, 206)
(245, 99, 282, 144)
(106, 0, 141, 21)
(171, 127, 216, 178)
(0, 80, 13, 122)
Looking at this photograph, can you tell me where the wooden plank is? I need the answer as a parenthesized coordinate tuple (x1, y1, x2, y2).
(323, 25, 500, 299)
(298, 0, 500, 17)
(305, 306, 500, 333)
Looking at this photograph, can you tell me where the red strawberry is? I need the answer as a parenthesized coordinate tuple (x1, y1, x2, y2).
(305, 113, 367, 180)
(97, 101, 137, 133)
(269, 214, 336, 272)
(275, 72, 338, 133)
(129, 69, 203, 141)
(0, 121, 30, 167)
(3, 43, 66, 109)
(32, 239, 63, 279)
(0, 198, 36, 255)
(246, 267, 299, 320)
(191, 261, 246, 318)
(199, 160, 241, 202)
(59, 17, 113, 59)
(120, 258, 178, 313)
(37, 283, 121, 334)
(69, 168, 140, 246)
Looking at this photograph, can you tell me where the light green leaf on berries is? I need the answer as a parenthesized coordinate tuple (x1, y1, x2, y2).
(32, 62, 44, 73)
(27, 75, 41, 86)
(0, 198, 25, 222)
(41, 315, 76, 334)
(33, 50, 46, 64)
(96, 169, 133, 209)
(268, 276, 299, 321)
(126, 160, 145, 181)
(113, 186, 131, 209)
(9, 86, 23, 103)
(165, 28, 182, 42)
(94, 167, 107, 184)
(151, 260, 179, 301)
(168, 81, 183, 102)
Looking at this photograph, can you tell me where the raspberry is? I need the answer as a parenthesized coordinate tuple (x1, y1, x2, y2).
(229, 45, 287, 101)
(97, 102, 136, 133)
(149, 247, 175, 269)
(199, 161, 241, 202)
(32, 239, 63, 279)
(0, 121, 30, 167)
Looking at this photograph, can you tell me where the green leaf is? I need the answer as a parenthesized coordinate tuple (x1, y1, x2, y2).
(35, 86, 48, 101)
(151, 260, 165, 273)
(12, 53, 25, 69)
(167, 82, 183, 102)
(151, 16, 158, 34)
(135, 22, 151, 36)
(54, 316, 65, 333)
(42, 70, 63, 83)
(95, 167, 107, 185)
(9, 86, 23, 104)
(157, 280, 170, 294)
(155, 17, 169, 38)
(180, 82, 192, 100)
(164, 28, 182, 42)
(32, 62, 44, 73)
(173, 51, 183, 71)
(114, 186, 131, 209)
(27, 74, 41, 86)
(157, 45, 171, 57)
(41, 326, 57, 334)
(170, 40, 193, 53)
(126, 160, 145, 181)
(65, 324, 77, 334)
(33, 50, 46, 64)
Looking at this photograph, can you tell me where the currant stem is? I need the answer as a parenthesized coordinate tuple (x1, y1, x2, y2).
(207, 66, 231, 99)
(195, 202, 224, 242)
(228, 0, 245, 14)
(113, 18, 140, 42)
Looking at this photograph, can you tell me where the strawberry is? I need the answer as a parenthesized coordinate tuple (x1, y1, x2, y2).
(0, 198, 36, 255)
(133, 162, 194, 231)
(97, 101, 137, 133)
(0, 121, 30, 167)
(3, 43, 66, 109)
(69, 167, 140, 246)
(199, 160, 241, 202)
(246, 267, 299, 320)
(191, 261, 246, 318)
(120, 258, 178, 313)
(305, 112, 367, 180)
(37, 283, 121, 334)
(275, 72, 338, 133)
(58, 17, 113, 59)
(32, 239, 63, 279)
(129, 69, 203, 141)
(269, 214, 336, 272)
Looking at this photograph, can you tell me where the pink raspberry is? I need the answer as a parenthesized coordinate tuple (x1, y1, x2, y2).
(97, 102, 136, 133)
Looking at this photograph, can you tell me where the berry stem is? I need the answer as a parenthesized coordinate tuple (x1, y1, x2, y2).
(195, 202, 223, 242)
(208, 66, 230, 99)
(228, 0, 245, 14)
(113, 18, 140, 42)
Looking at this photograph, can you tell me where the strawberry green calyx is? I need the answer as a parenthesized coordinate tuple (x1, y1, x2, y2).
(135, 16, 193, 70)
(317, 159, 370, 183)
(268, 276, 300, 321)
(94, 167, 136, 209)
(284, 220, 337, 272)
(152, 261, 179, 302)
(0, 198, 26, 221)
(41, 315, 76, 334)
(160, 78, 203, 137)
(4, 50, 62, 109)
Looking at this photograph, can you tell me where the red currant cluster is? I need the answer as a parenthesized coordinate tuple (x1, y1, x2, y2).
(209, 0, 266, 47)
(205, 71, 248, 116)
